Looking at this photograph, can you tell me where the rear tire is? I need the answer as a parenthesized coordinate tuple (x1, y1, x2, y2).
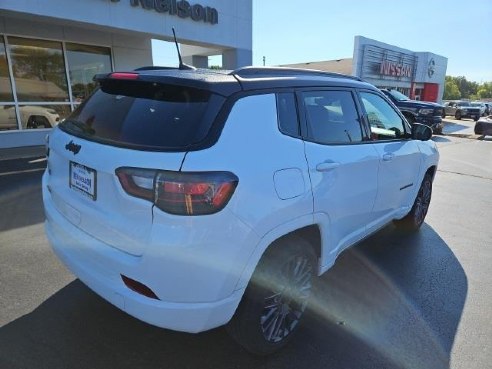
(455, 111, 461, 120)
(226, 236, 316, 355)
(474, 123, 483, 135)
(394, 173, 433, 231)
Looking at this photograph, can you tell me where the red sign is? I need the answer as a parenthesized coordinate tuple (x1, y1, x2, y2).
(379, 60, 412, 78)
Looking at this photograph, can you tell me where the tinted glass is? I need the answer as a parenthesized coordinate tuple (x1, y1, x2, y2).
(62, 80, 224, 150)
(66, 43, 112, 102)
(276, 92, 299, 136)
(360, 92, 406, 140)
(302, 90, 362, 144)
(387, 89, 410, 101)
(18, 104, 71, 129)
(8, 37, 69, 102)
(0, 37, 13, 102)
(0, 105, 18, 130)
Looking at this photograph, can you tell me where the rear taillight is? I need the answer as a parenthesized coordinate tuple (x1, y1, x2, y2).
(116, 168, 238, 216)
(116, 168, 155, 201)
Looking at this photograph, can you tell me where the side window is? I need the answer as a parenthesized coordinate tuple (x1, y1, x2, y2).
(276, 92, 299, 136)
(302, 90, 363, 144)
(359, 92, 406, 141)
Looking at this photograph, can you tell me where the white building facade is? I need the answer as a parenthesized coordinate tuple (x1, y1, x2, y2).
(283, 36, 447, 105)
(0, 0, 252, 148)
(352, 36, 447, 103)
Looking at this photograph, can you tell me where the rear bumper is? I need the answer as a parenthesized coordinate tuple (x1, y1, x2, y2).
(43, 172, 252, 333)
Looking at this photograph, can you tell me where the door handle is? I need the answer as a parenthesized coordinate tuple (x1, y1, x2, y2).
(382, 153, 394, 161)
(316, 161, 340, 172)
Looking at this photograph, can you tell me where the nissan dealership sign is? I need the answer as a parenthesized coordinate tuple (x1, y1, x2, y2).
(360, 44, 416, 81)
(379, 60, 413, 78)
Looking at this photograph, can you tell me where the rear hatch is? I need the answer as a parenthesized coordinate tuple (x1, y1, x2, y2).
(46, 75, 226, 256)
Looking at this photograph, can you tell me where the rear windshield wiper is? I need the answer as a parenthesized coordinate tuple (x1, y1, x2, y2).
(61, 119, 95, 135)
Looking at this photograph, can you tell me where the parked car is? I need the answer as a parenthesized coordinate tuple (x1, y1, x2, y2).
(380, 89, 444, 134)
(442, 101, 481, 121)
(0, 105, 60, 130)
(43, 66, 439, 355)
(471, 102, 487, 116)
(474, 115, 492, 135)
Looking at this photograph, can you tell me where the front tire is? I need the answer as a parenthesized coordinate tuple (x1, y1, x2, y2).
(26, 116, 38, 129)
(226, 236, 316, 355)
(394, 173, 433, 231)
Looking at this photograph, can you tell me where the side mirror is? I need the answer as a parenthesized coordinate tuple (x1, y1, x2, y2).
(412, 123, 433, 141)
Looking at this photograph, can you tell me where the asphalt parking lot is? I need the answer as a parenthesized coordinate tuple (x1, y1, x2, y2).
(441, 116, 480, 137)
(0, 134, 491, 369)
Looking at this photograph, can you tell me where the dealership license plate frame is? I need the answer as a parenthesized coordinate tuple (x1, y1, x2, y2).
(69, 161, 97, 201)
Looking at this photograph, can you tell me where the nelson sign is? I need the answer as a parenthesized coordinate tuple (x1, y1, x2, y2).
(111, 0, 219, 25)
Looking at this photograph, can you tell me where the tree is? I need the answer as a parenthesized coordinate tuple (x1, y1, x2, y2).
(477, 82, 492, 99)
(444, 76, 480, 99)
(444, 78, 461, 100)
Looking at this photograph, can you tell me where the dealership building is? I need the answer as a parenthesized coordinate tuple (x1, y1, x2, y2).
(0, 0, 252, 148)
(283, 36, 448, 104)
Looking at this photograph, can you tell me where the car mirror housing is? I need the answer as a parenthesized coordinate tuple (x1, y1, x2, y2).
(411, 123, 433, 141)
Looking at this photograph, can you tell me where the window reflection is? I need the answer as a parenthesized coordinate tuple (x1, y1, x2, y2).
(0, 105, 18, 130)
(66, 43, 111, 102)
(8, 37, 69, 102)
(18, 105, 71, 129)
(0, 37, 13, 102)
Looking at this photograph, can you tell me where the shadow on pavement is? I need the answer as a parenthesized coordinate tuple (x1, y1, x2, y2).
(431, 136, 451, 143)
(306, 224, 467, 369)
(0, 224, 466, 369)
(0, 157, 45, 232)
(442, 120, 471, 134)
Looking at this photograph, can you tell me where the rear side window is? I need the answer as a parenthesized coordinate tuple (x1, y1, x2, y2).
(60, 80, 225, 150)
(302, 90, 363, 144)
(276, 93, 300, 136)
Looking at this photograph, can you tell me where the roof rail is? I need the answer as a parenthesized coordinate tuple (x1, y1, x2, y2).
(231, 66, 362, 81)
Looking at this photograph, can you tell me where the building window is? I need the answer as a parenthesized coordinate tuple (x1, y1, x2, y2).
(0, 36, 13, 102)
(8, 37, 69, 102)
(0, 35, 113, 132)
(18, 104, 71, 129)
(66, 43, 112, 103)
(0, 105, 18, 130)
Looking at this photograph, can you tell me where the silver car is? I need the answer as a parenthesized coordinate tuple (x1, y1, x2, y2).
(443, 101, 481, 121)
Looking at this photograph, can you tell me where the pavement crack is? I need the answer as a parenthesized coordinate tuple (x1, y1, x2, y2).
(437, 169, 492, 181)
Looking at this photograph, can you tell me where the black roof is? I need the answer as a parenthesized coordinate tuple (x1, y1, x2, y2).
(95, 66, 376, 96)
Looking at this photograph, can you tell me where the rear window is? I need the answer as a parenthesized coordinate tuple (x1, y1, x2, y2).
(60, 79, 225, 150)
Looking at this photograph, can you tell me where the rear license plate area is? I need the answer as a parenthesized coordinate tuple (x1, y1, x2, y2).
(69, 161, 97, 201)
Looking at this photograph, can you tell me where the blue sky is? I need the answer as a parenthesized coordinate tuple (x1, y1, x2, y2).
(153, 0, 492, 82)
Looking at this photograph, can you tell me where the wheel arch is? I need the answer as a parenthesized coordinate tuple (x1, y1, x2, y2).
(235, 219, 323, 292)
(426, 165, 437, 181)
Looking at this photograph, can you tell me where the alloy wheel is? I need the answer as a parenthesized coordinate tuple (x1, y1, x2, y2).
(260, 255, 313, 343)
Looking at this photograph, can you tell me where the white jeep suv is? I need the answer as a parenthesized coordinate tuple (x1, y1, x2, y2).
(43, 67, 439, 355)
